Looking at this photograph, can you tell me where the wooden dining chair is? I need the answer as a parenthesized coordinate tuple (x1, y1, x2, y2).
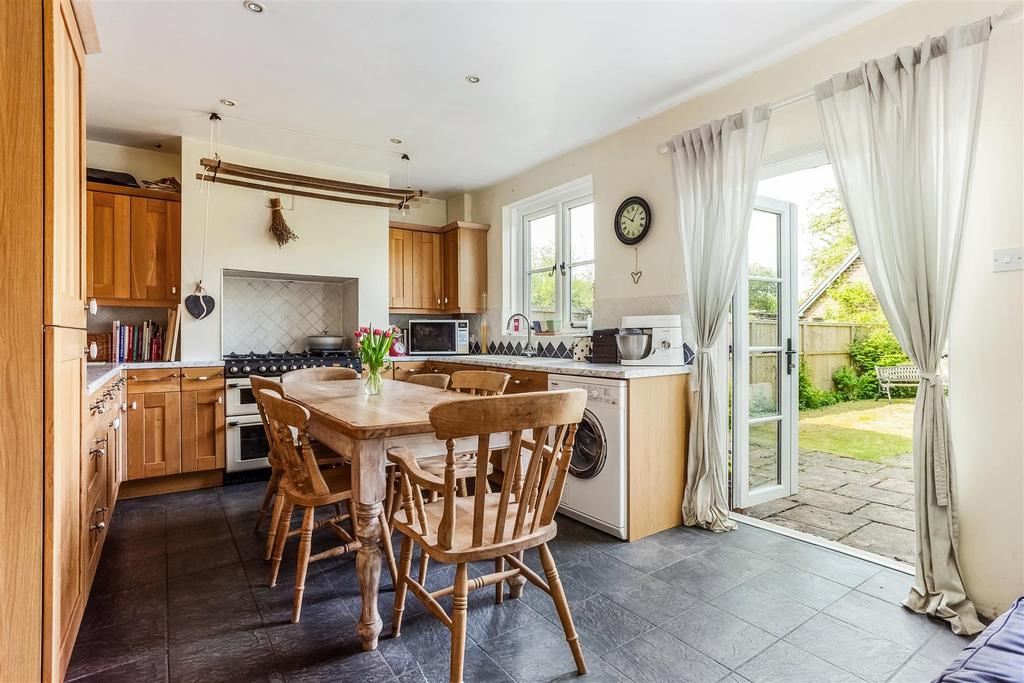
(260, 389, 398, 622)
(388, 389, 588, 683)
(407, 373, 451, 390)
(281, 366, 359, 383)
(251, 376, 344, 560)
(449, 369, 510, 396)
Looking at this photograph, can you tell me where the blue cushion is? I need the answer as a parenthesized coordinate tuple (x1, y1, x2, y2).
(935, 596, 1024, 682)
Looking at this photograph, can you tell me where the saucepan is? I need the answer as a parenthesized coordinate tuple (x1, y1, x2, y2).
(307, 333, 348, 351)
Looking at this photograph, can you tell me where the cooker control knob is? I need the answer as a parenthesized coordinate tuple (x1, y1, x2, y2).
(242, 365, 251, 373)
(228, 365, 239, 375)
(300, 363, 307, 369)
(588, 388, 602, 400)
(290, 364, 299, 371)
(258, 365, 267, 373)
(269, 365, 277, 373)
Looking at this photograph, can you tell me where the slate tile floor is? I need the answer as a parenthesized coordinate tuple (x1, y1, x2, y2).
(68, 483, 971, 682)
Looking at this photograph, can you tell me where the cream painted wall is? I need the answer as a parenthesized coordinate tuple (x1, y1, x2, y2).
(179, 138, 390, 360)
(470, 1, 1023, 615)
(86, 140, 181, 181)
(388, 195, 447, 227)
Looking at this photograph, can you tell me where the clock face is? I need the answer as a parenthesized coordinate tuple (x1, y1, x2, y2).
(614, 197, 651, 245)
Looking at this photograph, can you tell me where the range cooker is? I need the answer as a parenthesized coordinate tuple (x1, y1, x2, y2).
(224, 351, 361, 472)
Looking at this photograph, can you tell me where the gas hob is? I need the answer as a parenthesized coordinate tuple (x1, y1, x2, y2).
(223, 350, 360, 378)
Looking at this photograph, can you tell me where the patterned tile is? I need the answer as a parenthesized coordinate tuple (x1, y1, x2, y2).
(222, 277, 346, 353)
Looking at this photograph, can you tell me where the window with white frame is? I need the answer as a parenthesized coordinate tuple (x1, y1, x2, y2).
(505, 177, 594, 333)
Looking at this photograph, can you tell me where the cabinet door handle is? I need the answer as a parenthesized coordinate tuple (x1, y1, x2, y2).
(171, 286, 177, 295)
(90, 521, 105, 532)
(513, 378, 533, 385)
(444, 297, 448, 304)
(130, 401, 138, 410)
(85, 298, 97, 315)
(86, 342, 97, 359)
(217, 395, 223, 404)
(129, 374, 178, 382)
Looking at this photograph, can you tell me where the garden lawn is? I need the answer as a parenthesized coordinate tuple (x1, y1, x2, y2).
(750, 399, 914, 463)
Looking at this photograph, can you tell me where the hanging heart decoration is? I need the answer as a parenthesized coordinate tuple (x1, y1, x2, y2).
(184, 282, 216, 320)
(631, 270, 643, 284)
(630, 247, 643, 284)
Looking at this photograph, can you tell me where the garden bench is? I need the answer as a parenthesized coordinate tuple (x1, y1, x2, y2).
(875, 363, 947, 402)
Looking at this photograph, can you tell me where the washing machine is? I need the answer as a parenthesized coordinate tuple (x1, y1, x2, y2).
(548, 375, 627, 539)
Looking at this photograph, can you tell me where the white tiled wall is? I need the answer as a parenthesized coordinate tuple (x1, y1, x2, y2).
(222, 277, 346, 354)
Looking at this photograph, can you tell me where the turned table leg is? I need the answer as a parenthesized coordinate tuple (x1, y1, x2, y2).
(351, 439, 386, 651)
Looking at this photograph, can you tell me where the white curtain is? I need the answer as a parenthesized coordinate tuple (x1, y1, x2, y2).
(668, 106, 770, 532)
(815, 20, 991, 635)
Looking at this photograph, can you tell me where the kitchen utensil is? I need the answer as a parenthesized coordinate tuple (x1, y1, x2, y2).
(615, 332, 652, 361)
(307, 333, 347, 351)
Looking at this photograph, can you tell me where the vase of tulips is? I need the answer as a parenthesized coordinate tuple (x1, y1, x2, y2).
(354, 325, 395, 396)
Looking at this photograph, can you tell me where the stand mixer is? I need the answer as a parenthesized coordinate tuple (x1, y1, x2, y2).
(616, 314, 686, 366)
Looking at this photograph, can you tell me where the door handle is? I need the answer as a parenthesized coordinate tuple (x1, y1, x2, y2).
(785, 338, 796, 375)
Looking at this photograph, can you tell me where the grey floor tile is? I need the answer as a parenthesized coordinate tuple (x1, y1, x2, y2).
(66, 615, 168, 681)
(67, 653, 168, 683)
(565, 595, 651, 656)
(167, 536, 241, 578)
(167, 561, 249, 608)
(601, 539, 685, 573)
(477, 618, 595, 682)
(712, 580, 817, 637)
(169, 586, 263, 643)
(517, 570, 595, 624)
(785, 613, 912, 682)
(744, 564, 849, 610)
(168, 627, 279, 683)
(824, 590, 942, 650)
(769, 541, 880, 587)
(378, 601, 474, 676)
(564, 556, 702, 626)
(283, 647, 396, 682)
(464, 586, 541, 643)
(397, 644, 509, 682)
(888, 651, 951, 683)
(651, 544, 777, 600)
(717, 523, 802, 558)
(647, 525, 726, 557)
(79, 579, 167, 632)
(856, 567, 915, 605)
(917, 627, 972, 665)
(661, 603, 776, 669)
(602, 628, 730, 683)
(737, 640, 862, 683)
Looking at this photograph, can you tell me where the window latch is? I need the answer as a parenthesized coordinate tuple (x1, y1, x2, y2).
(559, 261, 566, 276)
(549, 264, 557, 277)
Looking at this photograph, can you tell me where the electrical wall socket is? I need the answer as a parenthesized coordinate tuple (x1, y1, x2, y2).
(992, 247, 1023, 272)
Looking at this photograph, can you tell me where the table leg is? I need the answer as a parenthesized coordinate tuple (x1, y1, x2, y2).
(351, 439, 386, 651)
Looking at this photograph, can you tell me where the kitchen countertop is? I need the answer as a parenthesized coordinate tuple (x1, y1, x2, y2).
(389, 354, 692, 380)
(86, 360, 223, 395)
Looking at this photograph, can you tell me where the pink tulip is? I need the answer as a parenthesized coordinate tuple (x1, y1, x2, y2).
(354, 331, 362, 339)
(374, 328, 383, 336)
(383, 329, 391, 337)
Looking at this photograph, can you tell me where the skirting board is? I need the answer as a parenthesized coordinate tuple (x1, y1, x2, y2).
(118, 470, 223, 499)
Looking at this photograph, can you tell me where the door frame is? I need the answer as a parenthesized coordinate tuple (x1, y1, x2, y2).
(732, 196, 799, 509)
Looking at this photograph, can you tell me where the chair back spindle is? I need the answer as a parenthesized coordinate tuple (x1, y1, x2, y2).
(251, 375, 286, 469)
(450, 370, 511, 396)
(281, 366, 359, 384)
(259, 390, 330, 498)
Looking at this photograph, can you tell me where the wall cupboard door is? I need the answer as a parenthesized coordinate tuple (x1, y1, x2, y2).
(44, 0, 87, 329)
(443, 230, 460, 311)
(86, 191, 130, 299)
(43, 326, 86, 680)
(389, 228, 415, 308)
(130, 197, 181, 303)
(181, 389, 226, 473)
(127, 391, 181, 479)
(412, 231, 443, 310)
(442, 227, 487, 314)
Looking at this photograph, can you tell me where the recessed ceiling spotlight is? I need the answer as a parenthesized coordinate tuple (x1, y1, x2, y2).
(390, 138, 402, 145)
(465, 74, 480, 84)
(243, 1, 264, 13)
(220, 98, 236, 107)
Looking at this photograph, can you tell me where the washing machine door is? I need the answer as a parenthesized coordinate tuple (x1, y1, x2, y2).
(568, 408, 607, 480)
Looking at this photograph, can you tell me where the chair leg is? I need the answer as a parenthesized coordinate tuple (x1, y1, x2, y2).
(392, 535, 414, 637)
(385, 466, 397, 525)
(265, 487, 286, 560)
(418, 551, 430, 586)
(494, 557, 505, 604)
(292, 506, 315, 623)
(508, 551, 525, 598)
(539, 543, 586, 675)
(269, 500, 293, 587)
(450, 563, 469, 683)
(379, 509, 398, 587)
(254, 469, 282, 534)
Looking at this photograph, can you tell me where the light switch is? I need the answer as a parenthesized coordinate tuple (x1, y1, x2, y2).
(992, 247, 1023, 272)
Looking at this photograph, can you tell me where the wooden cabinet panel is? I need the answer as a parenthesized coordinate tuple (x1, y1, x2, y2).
(389, 228, 414, 308)
(442, 228, 487, 314)
(44, 0, 87, 329)
(130, 197, 180, 303)
(180, 366, 225, 391)
(412, 231, 443, 310)
(43, 326, 85, 678)
(127, 367, 181, 394)
(181, 389, 226, 473)
(127, 391, 181, 479)
(442, 229, 459, 311)
(86, 191, 130, 299)
(504, 368, 548, 394)
(392, 361, 427, 381)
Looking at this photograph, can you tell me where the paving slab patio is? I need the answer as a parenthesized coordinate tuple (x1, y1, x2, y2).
(740, 450, 915, 565)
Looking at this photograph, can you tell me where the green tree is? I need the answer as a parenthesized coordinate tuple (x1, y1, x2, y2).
(823, 280, 887, 325)
(805, 188, 856, 292)
(748, 264, 778, 316)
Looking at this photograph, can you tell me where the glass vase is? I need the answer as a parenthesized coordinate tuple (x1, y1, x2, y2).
(364, 365, 384, 395)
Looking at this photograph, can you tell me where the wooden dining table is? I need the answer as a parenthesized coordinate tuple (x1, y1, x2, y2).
(282, 377, 496, 651)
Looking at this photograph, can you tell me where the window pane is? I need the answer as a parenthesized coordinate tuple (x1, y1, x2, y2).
(529, 213, 556, 270)
(529, 270, 557, 323)
(749, 281, 779, 346)
(569, 202, 594, 262)
(569, 263, 594, 326)
(749, 352, 780, 418)
(748, 209, 780, 277)
(748, 419, 781, 490)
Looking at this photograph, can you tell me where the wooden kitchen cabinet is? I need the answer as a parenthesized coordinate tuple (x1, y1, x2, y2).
(85, 184, 181, 307)
(391, 361, 427, 381)
(127, 391, 182, 479)
(181, 388, 226, 473)
(87, 191, 131, 299)
(389, 221, 488, 314)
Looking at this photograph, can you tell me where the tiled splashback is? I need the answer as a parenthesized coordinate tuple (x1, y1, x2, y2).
(222, 277, 346, 354)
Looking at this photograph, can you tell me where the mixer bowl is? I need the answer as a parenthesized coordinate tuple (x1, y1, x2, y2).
(615, 333, 652, 360)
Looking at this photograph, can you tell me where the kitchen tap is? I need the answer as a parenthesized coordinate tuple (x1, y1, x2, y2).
(505, 313, 537, 357)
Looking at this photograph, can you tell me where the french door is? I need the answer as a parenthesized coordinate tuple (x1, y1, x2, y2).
(732, 197, 799, 508)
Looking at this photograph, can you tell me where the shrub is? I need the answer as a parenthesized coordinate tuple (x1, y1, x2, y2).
(832, 365, 859, 399)
(854, 369, 881, 399)
(799, 361, 844, 410)
(849, 330, 909, 374)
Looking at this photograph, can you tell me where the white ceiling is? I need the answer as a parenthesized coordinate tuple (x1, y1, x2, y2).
(86, 0, 898, 196)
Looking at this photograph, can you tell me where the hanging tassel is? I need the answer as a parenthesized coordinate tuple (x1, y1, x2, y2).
(268, 197, 298, 247)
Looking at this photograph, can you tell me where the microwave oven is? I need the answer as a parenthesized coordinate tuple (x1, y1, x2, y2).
(407, 319, 470, 355)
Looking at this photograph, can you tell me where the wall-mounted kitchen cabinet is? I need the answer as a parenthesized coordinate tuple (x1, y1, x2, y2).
(86, 183, 181, 307)
(388, 220, 488, 315)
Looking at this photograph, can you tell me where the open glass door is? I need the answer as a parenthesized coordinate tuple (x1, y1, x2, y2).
(732, 197, 799, 508)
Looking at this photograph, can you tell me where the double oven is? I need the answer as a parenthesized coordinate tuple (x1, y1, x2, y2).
(224, 352, 360, 472)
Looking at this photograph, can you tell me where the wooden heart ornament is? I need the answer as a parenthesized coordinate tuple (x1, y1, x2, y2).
(184, 283, 216, 320)
(631, 269, 643, 284)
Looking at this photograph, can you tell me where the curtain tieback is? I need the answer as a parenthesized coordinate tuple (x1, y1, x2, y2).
(690, 347, 714, 393)
(919, 372, 941, 385)
(918, 370, 950, 506)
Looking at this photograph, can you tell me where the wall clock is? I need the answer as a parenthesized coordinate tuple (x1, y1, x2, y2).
(614, 196, 651, 245)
